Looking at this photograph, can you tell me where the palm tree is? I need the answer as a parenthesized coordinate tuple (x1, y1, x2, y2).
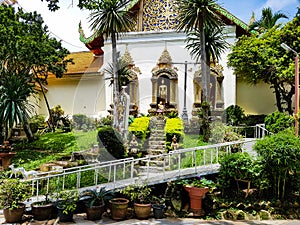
(88, 0, 135, 128)
(175, 0, 222, 103)
(249, 7, 288, 33)
(185, 25, 229, 65)
(0, 73, 35, 141)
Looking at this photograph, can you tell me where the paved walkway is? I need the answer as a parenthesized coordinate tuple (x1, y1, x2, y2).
(1, 213, 300, 225)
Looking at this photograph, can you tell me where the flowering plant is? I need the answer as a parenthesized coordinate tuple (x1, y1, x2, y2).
(179, 177, 216, 190)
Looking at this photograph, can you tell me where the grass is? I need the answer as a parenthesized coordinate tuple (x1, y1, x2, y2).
(13, 129, 98, 170)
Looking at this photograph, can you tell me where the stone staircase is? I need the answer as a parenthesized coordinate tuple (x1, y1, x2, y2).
(138, 116, 167, 175)
(147, 116, 166, 155)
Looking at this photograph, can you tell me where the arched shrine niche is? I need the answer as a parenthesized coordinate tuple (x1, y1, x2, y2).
(149, 48, 178, 115)
(121, 46, 141, 117)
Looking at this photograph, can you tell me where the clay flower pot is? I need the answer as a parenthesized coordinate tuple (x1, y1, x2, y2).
(184, 186, 209, 216)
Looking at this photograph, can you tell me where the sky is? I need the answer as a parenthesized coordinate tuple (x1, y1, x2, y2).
(14, 0, 299, 53)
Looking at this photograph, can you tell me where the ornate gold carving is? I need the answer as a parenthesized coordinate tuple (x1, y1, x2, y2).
(158, 48, 172, 65)
(142, 0, 178, 31)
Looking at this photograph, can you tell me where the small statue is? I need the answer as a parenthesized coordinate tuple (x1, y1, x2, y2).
(129, 135, 139, 154)
(1, 141, 12, 152)
(171, 135, 179, 150)
(157, 101, 165, 116)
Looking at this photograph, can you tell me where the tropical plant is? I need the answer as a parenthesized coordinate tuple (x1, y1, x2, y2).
(0, 73, 35, 141)
(0, 179, 32, 210)
(249, 7, 288, 33)
(80, 187, 114, 207)
(86, 0, 135, 128)
(178, 176, 216, 191)
(175, 0, 222, 103)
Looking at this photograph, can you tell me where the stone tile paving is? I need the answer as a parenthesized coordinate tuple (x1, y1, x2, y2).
(1, 213, 300, 225)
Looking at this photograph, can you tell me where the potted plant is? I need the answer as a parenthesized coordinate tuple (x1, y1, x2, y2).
(31, 193, 53, 221)
(120, 181, 152, 219)
(151, 196, 166, 219)
(54, 189, 79, 222)
(0, 179, 32, 223)
(80, 187, 114, 220)
(179, 176, 216, 216)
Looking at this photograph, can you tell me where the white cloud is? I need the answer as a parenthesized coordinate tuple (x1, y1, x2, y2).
(262, 0, 298, 11)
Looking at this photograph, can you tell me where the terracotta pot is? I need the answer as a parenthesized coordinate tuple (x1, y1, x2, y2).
(3, 203, 26, 223)
(109, 198, 129, 220)
(134, 202, 151, 219)
(184, 186, 209, 216)
(86, 204, 105, 221)
(31, 202, 53, 220)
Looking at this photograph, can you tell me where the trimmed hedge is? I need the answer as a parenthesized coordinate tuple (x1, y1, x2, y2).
(128, 116, 150, 141)
(97, 126, 125, 159)
(165, 118, 184, 151)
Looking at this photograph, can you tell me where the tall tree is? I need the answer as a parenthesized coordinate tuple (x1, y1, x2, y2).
(0, 5, 71, 140)
(83, 0, 135, 128)
(175, 0, 222, 104)
(249, 7, 288, 33)
(228, 14, 300, 115)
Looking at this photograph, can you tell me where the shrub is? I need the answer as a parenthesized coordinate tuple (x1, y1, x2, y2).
(264, 111, 293, 133)
(165, 118, 184, 151)
(97, 126, 125, 159)
(218, 152, 262, 196)
(29, 115, 47, 134)
(128, 116, 150, 141)
(254, 130, 300, 199)
(223, 105, 245, 126)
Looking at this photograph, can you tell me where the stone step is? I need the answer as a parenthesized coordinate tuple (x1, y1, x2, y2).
(147, 144, 165, 149)
(148, 140, 165, 145)
(147, 149, 166, 154)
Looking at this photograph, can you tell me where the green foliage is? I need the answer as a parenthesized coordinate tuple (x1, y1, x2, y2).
(80, 187, 114, 207)
(177, 177, 216, 190)
(264, 111, 293, 133)
(254, 131, 300, 199)
(29, 115, 47, 134)
(165, 118, 184, 151)
(72, 114, 96, 131)
(218, 152, 263, 193)
(97, 126, 125, 159)
(128, 116, 150, 141)
(55, 190, 79, 214)
(167, 111, 178, 118)
(228, 15, 300, 114)
(0, 179, 32, 210)
(210, 121, 243, 145)
(223, 105, 245, 126)
(120, 181, 152, 204)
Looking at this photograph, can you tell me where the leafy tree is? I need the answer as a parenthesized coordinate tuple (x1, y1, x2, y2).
(175, 0, 222, 103)
(0, 5, 72, 137)
(228, 14, 300, 115)
(84, 0, 135, 128)
(249, 7, 288, 33)
(264, 111, 293, 134)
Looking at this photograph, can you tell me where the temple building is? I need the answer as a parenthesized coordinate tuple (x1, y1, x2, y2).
(37, 0, 277, 121)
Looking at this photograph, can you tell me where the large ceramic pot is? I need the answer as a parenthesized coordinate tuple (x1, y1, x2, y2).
(3, 203, 26, 223)
(134, 202, 152, 219)
(109, 198, 129, 220)
(184, 186, 209, 216)
(31, 202, 53, 220)
(86, 204, 105, 221)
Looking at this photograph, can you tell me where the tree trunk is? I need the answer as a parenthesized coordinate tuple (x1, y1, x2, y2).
(35, 74, 55, 132)
(200, 20, 208, 103)
(112, 32, 119, 129)
(23, 120, 34, 142)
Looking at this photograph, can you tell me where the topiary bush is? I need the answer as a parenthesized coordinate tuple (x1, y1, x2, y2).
(165, 118, 184, 151)
(128, 116, 150, 141)
(97, 126, 125, 159)
(264, 111, 293, 134)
